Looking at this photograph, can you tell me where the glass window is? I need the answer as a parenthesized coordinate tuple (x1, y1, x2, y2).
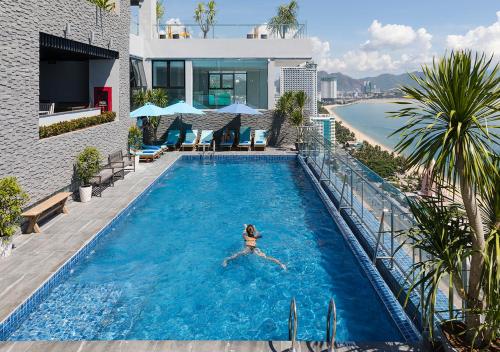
(169, 61, 184, 88)
(152, 61, 168, 88)
(222, 74, 233, 89)
(193, 59, 268, 109)
(209, 74, 220, 89)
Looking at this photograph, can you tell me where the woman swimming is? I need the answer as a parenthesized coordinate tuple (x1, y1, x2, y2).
(222, 224, 287, 270)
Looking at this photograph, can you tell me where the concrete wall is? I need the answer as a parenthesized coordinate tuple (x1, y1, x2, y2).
(0, 1, 131, 205)
(144, 38, 313, 61)
(145, 111, 296, 147)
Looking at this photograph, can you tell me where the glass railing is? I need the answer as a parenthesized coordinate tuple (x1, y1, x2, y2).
(130, 20, 139, 36)
(153, 23, 307, 40)
(299, 126, 458, 329)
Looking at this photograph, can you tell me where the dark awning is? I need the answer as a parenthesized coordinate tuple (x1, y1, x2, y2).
(40, 32, 119, 61)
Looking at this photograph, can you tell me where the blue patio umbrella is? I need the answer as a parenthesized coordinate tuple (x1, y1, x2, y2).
(130, 102, 165, 118)
(161, 101, 205, 115)
(216, 103, 262, 115)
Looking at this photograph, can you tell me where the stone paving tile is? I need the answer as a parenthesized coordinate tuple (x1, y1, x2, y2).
(0, 340, 420, 351)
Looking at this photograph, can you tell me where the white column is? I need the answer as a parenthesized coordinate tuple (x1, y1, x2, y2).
(138, 0, 156, 40)
(267, 59, 276, 110)
(185, 60, 193, 105)
(143, 59, 153, 90)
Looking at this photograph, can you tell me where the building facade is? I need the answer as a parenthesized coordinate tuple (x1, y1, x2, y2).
(280, 63, 318, 116)
(0, 1, 131, 204)
(320, 77, 337, 100)
(129, 0, 313, 110)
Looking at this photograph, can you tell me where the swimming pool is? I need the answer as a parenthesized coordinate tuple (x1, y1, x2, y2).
(7, 157, 403, 342)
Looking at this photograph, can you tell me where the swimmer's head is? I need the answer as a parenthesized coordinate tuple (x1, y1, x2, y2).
(246, 224, 256, 236)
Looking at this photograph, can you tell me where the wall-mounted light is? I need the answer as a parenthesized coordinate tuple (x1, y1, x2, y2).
(89, 31, 95, 44)
(64, 23, 71, 37)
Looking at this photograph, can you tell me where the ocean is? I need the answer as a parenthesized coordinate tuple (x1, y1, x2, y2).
(333, 101, 499, 154)
(333, 102, 408, 150)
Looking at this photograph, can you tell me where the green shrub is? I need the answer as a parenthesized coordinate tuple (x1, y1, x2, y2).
(0, 177, 29, 240)
(39, 112, 116, 139)
(76, 147, 102, 186)
(128, 125, 143, 151)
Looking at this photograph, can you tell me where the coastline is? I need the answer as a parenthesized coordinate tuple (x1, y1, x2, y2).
(324, 105, 394, 153)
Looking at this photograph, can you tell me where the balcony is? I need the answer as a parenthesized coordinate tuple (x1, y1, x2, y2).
(154, 23, 307, 40)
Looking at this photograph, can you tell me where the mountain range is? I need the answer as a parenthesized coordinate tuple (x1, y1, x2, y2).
(318, 71, 424, 92)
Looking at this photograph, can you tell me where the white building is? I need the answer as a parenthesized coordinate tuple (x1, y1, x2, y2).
(129, 0, 313, 110)
(311, 115, 335, 147)
(280, 62, 318, 116)
(320, 77, 337, 100)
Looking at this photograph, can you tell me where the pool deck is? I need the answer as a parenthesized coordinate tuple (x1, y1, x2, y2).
(0, 340, 422, 352)
(0, 149, 422, 351)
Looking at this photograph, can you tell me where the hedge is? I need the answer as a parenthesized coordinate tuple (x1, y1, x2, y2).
(39, 111, 116, 139)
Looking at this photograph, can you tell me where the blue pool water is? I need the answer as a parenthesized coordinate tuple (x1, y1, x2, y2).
(9, 159, 402, 342)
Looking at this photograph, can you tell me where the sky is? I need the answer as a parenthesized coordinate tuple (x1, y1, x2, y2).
(154, 0, 500, 78)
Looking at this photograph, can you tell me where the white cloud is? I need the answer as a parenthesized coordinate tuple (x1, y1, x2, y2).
(446, 11, 500, 58)
(311, 19, 434, 77)
(362, 20, 432, 51)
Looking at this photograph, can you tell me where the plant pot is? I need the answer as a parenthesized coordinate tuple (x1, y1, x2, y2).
(0, 237, 13, 257)
(79, 185, 92, 203)
(437, 321, 496, 352)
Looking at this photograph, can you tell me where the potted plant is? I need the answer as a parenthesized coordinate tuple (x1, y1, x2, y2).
(128, 125, 143, 169)
(275, 90, 307, 150)
(392, 51, 500, 350)
(76, 147, 101, 203)
(0, 177, 29, 257)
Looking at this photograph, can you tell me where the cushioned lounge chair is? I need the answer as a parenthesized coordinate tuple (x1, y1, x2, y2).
(181, 129, 198, 151)
(197, 130, 214, 151)
(130, 148, 161, 162)
(162, 130, 181, 150)
(253, 130, 268, 151)
(219, 130, 235, 150)
(237, 126, 252, 151)
(142, 144, 165, 154)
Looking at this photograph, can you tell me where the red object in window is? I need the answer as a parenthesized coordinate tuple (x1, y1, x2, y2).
(94, 87, 112, 113)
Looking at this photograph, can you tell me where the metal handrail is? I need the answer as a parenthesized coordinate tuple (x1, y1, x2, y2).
(326, 298, 337, 352)
(288, 298, 298, 351)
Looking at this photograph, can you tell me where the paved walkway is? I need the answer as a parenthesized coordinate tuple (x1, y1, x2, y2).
(0, 340, 421, 351)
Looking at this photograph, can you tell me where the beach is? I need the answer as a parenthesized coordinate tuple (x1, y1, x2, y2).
(324, 105, 394, 153)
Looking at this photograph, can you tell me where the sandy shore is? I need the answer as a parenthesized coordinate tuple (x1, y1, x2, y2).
(324, 105, 394, 153)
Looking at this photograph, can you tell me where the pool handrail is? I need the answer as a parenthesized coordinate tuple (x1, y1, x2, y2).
(326, 297, 337, 352)
(288, 297, 298, 351)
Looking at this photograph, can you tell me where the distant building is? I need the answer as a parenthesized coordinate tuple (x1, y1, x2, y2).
(311, 115, 335, 148)
(363, 81, 373, 94)
(320, 77, 337, 100)
(280, 62, 318, 116)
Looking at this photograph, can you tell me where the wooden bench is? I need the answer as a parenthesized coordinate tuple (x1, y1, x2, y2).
(21, 192, 72, 234)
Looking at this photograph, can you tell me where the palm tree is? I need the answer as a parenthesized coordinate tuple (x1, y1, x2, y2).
(194, 0, 216, 39)
(88, 0, 115, 11)
(132, 89, 168, 143)
(390, 51, 499, 332)
(156, 1, 165, 27)
(267, 0, 299, 39)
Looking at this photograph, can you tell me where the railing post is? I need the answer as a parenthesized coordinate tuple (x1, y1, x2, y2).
(390, 203, 394, 269)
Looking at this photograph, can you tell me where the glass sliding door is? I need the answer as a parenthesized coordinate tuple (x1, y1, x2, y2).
(192, 59, 267, 109)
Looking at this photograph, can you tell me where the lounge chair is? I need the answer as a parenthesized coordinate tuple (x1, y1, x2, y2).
(219, 130, 235, 150)
(181, 129, 199, 151)
(130, 148, 161, 162)
(253, 130, 268, 151)
(237, 126, 252, 151)
(197, 130, 214, 151)
(162, 130, 181, 150)
(142, 144, 165, 154)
